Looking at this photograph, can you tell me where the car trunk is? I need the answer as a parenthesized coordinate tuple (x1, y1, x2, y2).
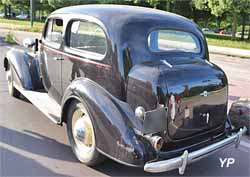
(159, 59, 228, 140)
(127, 58, 228, 140)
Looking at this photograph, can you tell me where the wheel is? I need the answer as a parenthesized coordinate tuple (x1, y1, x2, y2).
(6, 65, 20, 98)
(66, 100, 104, 166)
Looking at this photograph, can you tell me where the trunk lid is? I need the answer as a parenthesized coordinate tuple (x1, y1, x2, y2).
(127, 58, 228, 140)
(159, 59, 228, 140)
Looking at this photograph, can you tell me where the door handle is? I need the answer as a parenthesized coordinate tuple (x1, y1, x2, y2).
(53, 57, 64, 61)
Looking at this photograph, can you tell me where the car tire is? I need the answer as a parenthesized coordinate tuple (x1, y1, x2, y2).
(66, 100, 104, 166)
(6, 65, 20, 98)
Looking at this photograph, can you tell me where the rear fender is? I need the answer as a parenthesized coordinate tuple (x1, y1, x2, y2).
(4, 49, 42, 90)
(61, 78, 153, 167)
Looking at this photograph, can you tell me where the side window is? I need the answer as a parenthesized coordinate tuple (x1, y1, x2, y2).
(45, 18, 63, 47)
(68, 20, 107, 60)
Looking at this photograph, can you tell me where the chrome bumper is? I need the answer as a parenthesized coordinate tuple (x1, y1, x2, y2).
(144, 127, 247, 175)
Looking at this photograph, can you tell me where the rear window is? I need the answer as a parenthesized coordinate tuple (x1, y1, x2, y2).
(148, 30, 201, 54)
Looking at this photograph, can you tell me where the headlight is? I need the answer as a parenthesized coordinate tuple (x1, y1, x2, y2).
(135, 106, 145, 120)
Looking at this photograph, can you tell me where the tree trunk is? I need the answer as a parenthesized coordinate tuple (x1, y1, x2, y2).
(216, 17, 221, 29)
(8, 5, 11, 18)
(166, 0, 171, 12)
(241, 13, 246, 40)
(232, 12, 237, 40)
(192, 6, 197, 23)
(4, 4, 7, 17)
(248, 26, 250, 40)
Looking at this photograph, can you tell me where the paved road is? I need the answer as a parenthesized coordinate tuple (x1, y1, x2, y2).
(0, 39, 249, 177)
(210, 55, 250, 107)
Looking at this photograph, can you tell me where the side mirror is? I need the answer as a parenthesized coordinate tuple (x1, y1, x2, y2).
(23, 38, 39, 53)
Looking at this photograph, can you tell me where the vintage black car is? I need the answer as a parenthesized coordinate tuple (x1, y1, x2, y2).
(3, 5, 247, 174)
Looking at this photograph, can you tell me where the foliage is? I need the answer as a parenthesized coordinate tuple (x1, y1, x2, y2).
(193, 0, 229, 17)
(193, 0, 209, 11)
(4, 31, 16, 44)
(47, 0, 98, 9)
(193, 0, 250, 39)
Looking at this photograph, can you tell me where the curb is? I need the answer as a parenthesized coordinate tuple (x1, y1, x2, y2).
(208, 45, 250, 59)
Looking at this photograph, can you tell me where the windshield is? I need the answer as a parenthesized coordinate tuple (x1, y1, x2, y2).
(148, 30, 201, 54)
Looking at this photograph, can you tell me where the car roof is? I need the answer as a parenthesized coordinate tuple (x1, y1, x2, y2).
(51, 4, 197, 31)
(50, 5, 207, 62)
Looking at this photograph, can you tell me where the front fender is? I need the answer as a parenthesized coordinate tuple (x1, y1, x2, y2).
(61, 78, 154, 167)
(4, 49, 42, 90)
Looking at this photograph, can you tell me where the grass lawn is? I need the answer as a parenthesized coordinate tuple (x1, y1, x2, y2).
(205, 33, 250, 50)
(0, 17, 44, 32)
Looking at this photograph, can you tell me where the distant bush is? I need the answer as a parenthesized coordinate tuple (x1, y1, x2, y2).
(4, 32, 17, 44)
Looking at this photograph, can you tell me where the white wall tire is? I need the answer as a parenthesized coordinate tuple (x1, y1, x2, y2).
(66, 100, 104, 166)
(6, 66, 20, 98)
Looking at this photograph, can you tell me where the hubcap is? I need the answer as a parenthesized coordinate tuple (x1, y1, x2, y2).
(72, 106, 94, 154)
(74, 118, 86, 142)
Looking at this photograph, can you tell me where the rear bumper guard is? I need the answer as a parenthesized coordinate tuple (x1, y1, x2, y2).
(144, 127, 247, 175)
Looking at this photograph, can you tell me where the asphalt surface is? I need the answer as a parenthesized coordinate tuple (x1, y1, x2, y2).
(0, 38, 249, 177)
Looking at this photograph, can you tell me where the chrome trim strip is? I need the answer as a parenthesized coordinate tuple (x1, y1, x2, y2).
(144, 127, 247, 174)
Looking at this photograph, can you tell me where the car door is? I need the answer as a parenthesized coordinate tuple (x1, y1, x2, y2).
(40, 18, 63, 103)
(61, 19, 120, 98)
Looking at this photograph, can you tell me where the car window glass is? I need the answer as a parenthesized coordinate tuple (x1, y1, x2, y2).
(69, 20, 107, 60)
(45, 19, 63, 46)
(148, 30, 201, 54)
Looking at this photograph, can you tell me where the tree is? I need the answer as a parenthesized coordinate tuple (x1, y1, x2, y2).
(208, 0, 229, 30)
(47, 0, 98, 9)
(193, 0, 250, 39)
(237, 0, 250, 39)
(219, 0, 250, 39)
(193, 0, 209, 10)
(192, 0, 211, 25)
(1, 0, 12, 17)
(248, 25, 250, 40)
(147, 0, 160, 8)
(173, 0, 192, 18)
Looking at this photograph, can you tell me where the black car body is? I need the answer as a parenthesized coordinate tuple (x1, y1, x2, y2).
(3, 5, 247, 174)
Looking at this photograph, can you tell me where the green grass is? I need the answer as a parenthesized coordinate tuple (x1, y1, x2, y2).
(4, 31, 17, 44)
(205, 33, 250, 50)
(0, 17, 44, 27)
(1, 26, 43, 33)
(0, 17, 44, 32)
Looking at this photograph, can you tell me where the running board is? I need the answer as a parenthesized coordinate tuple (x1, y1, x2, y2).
(15, 84, 61, 124)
